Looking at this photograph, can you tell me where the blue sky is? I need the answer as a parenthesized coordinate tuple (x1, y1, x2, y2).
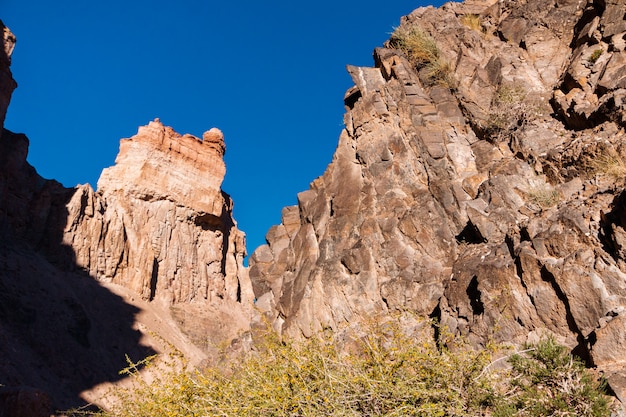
(3, 0, 443, 258)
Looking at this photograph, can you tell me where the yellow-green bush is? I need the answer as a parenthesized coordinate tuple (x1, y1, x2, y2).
(389, 26, 455, 88)
(498, 337, 611, 416)
(460, 14, 482, 32)
(71, 325, 612, 417)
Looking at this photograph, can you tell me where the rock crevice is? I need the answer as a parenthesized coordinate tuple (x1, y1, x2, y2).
(249, 0, 626, 403)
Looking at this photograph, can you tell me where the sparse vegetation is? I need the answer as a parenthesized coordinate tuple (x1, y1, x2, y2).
(589, 48, 604, 64)
(389, 25, 456, 88)
(528, 185, 560, 208)
(586, 147, 626, 180)
(460, 14, 482, 32)
(486, 84, 540, 143)
(69, 321, 612, 417)
(502, 337, 611, 416)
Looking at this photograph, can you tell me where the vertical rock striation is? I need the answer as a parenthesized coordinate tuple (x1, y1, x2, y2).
(63, 119, 253, 307)
(249, 0, 626, 403)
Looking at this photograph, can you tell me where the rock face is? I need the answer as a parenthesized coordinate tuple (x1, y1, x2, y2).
(249, 0, 626, 403)
(0, 24, 253, 412)
(4, 0, 626, 411)
(0, 20, 16, 138)
(0, 124, 253, 412)
(64, 119, 253, 306)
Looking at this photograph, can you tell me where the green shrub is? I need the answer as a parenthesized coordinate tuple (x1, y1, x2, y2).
(494, 337, 611, 416)
(389, 26, 456, 88)
(70, 326, 613, 417)
(589, 49, 603, 64)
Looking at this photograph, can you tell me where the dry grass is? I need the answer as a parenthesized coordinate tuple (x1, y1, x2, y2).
(389, 25, 456, 88)
(588, 150, 626, 180)
(528, 186, 560, 208)
(460, 14, 482, 32)
(486, 84, 541, 143)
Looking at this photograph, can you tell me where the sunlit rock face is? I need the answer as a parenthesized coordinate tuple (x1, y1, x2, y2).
(65, 119, 253, 307)
(249, 0, 626, 404)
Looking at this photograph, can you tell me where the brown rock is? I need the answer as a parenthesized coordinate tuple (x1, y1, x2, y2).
(5, 0, 626, 410)
(60, 119, 253, 308)
(1, 108, 252, 411)
(0, 20, 17, 136)
(248, 0, 626, 404)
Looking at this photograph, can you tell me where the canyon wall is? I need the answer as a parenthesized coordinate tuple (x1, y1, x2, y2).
(3, 0, 626, 412)
(249, 0, 626, 403)
(0, 22, 253, 413)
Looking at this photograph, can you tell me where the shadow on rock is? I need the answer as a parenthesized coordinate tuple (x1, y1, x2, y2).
(0, 129, 155, 414)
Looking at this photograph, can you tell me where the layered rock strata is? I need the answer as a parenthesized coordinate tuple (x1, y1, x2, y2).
(249, 0, 626, 403)
(64, 119, 253, 307)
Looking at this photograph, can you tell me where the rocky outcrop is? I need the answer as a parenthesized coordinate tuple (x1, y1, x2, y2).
(63, 119, 253, 307)
(4, 0, 626, 411)
(249, 0, 626, 403)
(0, 20, 16, 137)
(0, 24, 253, 412)
(0, 122, 254, 411)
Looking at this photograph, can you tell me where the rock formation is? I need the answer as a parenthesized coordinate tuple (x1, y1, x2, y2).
(4, 0, 626, 412)
(0, 22, 253, 413)
(64, 119, 252, 307)
(0, 20, 16, 139)
(249, 0, 626, 404)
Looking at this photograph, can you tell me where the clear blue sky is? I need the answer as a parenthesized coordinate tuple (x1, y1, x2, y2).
(3, 0, 443, 259)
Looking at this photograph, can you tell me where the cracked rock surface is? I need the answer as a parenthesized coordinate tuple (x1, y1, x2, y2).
(249, 0, 626, 403)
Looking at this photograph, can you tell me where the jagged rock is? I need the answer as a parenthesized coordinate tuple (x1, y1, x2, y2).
(0, 20, 16, 138)
(0, 29, 253, 410)
(0, 118, 255, 410)
(249, 0, 626, 406)
(62, 119, 254, 307)
(4, 0, 626, 411)
(552, 0, 626, 129)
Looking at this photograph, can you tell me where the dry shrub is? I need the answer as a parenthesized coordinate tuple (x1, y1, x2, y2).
(389, 25, 456, 88)
(69, 324, 612, 417)
(586, 146, 626, 180)
(485, 84, 541, 144)
(528, 186, 560, 208)
(460, 14, 482, 32)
